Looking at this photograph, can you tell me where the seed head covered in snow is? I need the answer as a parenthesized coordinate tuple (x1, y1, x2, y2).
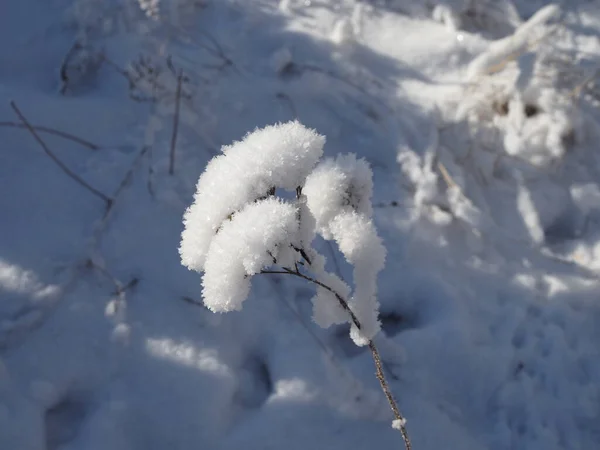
(330, 212, 386, 345)
(308, 252, 352, 328)
(303, 153, 373, 239)
(181, 122, 386, 346)
(304, 155, 385, 345)
(202, 198, 299, 312)
(180, 121, 325, 272)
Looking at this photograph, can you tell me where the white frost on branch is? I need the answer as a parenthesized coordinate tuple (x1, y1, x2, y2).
(306, 250, 352, 329)
(304, 154, 373, 239)
(331, 212, 386, 345)
(392, 418, 407, 430)
(202, 198, 299, 312)
(180, 121, 325, 272)
(304, 154, 385, 345)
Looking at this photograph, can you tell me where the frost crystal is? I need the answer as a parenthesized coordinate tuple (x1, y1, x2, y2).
(180, 121, 325, 272)
(305, 154, 385, 345)
(202, 199, 299, 312)
(392, 418, 407, 430)
(304, 154, 373, 239)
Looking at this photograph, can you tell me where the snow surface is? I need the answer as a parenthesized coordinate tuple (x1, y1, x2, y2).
(1, 0, 600, 449)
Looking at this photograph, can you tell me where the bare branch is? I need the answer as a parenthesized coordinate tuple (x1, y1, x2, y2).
(169, 71, 184, 175)
(0, 121, 99, 150)
(10, 101, 111, 205)
(374, 201, 401, 208)
(59, 42, 83, 95)
(103, 146, 151, 219)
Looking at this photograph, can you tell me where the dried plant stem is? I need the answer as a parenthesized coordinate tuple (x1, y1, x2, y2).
(570, 68, 600, 99)
(102, 146, 151, 219)
(169, 70, 184, 175)
(0, 121, 99, 150)
(86, 259, 139, 296)
(261, 267, 412, 450)
(437, 162, 459, 190)
(10, 101, 111, 205)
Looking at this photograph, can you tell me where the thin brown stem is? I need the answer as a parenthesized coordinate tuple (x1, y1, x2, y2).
(103, 146, 151, 219)
(369, 341, 411, 449)
(260, 268, 411, 450)
(10, 101, 111, 205)
(169, 70, 184, 175)
(0, 121, 99, 150)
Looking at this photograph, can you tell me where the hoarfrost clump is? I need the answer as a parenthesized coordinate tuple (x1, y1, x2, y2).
(202, 199, 299, 312)
(180, 121, 386, 345)
(180, 122, 410, 445)
(180, 121, 325, 272)
(304, 154, 373, 238)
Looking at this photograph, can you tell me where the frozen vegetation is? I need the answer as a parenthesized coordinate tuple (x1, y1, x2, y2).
(1, 0, 600, 449)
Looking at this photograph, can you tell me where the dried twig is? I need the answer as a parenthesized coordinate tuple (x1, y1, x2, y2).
(261, 264, 412, 450)
(115, 277, 139, 295)
(0, 121, 99, 150)
(196, 29, 237, 73)
(146, 147, 156, 197)
(103, 146, 151, 219)
(181, 295, 204, 306)
(437, 161, 459, 190)
(59, 42, 82, 95)
(10, 101, 111, 205)
(102, 54, 189, 103)
(570, 68, 600, 100)
(276, 92, 298, 118)
(169, 70, 184, 175)
(85, 258, 139, 295)
(374, 200, 401, 208)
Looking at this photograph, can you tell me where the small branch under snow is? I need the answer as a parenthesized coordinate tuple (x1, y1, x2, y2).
(10, 101, 111, 206)
(0, 121, 100, 150)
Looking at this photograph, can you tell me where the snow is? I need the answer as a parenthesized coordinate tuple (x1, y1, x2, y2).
(2, 0, 600, 449)
(392, 417, 407, 430)
(201, 198, 299, 312)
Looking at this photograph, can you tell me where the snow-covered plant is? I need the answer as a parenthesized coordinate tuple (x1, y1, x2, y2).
(452, 4, 587, 170)
(180, 121, 411, 449)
